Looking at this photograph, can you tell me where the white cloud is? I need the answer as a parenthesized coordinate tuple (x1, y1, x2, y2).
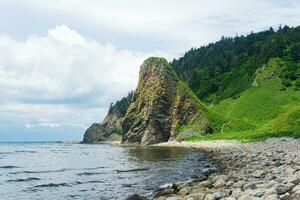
(0, 25, 172, 131)
(24, 122, 86, 129)
(0, 25, 143, 104)
(2, 0, 300, 52)
(25, 123, 60, 128)
(25, 123, 34, 128)
(48, 24, 87, 46)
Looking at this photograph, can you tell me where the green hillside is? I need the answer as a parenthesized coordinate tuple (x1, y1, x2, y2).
(171, 26, 300, 142)
(182, 58, 300, 142)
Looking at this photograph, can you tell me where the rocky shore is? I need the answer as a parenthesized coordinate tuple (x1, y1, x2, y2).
(143, 138, 300, 200)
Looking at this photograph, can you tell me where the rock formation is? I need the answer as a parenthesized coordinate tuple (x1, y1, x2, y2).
(82, 92, 133, 143)
(122, 57, 212, 145)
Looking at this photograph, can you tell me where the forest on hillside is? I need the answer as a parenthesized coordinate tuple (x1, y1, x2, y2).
(171, 25, 300, 102)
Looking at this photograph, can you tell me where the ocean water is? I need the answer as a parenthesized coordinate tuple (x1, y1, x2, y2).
(0, 142, 214, 200)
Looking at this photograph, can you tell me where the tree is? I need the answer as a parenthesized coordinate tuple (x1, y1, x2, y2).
(108, 103, 114, 114)
(290, 43, 300, 62)
(295, 79, 300, 90)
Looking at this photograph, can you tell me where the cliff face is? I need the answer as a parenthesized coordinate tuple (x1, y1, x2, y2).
(82, 92, 133, 143)
(122, 57, 212, 145)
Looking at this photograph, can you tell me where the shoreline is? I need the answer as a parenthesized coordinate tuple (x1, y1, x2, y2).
(84, 138, 300, 200)
(152, 140, 241, 150)
(87, 139, 241, 149)
(146, 138, 300, 200)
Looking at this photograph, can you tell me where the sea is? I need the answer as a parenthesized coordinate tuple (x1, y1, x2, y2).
(0, 142, 214, 200)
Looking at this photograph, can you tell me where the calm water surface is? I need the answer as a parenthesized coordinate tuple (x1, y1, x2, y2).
(0, 142, 214, 199)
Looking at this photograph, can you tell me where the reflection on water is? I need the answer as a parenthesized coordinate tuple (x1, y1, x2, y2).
(0, 143, 214, 200)
(126, 146, 189, 162)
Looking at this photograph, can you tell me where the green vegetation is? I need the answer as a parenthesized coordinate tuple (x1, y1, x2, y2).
(171, 26, 300, 142)
(107, 133, 122, 141)
(184, 131, 300, 143)
(108, 91, 134, 117)
(182, 59, 300, 142)
(171, 25, 300, 103)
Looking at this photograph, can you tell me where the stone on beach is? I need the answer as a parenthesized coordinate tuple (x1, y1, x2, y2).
(153, 138, 300, 200)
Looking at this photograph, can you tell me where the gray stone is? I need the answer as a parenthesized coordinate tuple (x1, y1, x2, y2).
(186, 193, 205, 200)
(292, 184, 300, 192)
(279, 193, 290, 200)
(253, 191, 264, 197)
(243, 181, 258, 190)
(252, 170, 266, 178)
(288, 175, 300, 185)
(178, 187, 191, 195)
(275, 185, 290, 195)
(237, 194, 252, 200)
(204, 194, 214, 200)
(126, 194, 147, 200)
(231, 188, 242, 199)
(199, 181, 211, 188)
(212, 191, 226, 199)
(177, 183, 188, 191)
(233, 181, 244, 188)
(166, 197, 181, 200)
(213, 179, 226, 188)
(213, 175, 228, 182)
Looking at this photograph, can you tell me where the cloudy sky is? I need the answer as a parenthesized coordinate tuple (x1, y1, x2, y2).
(1, 0, 300, 141)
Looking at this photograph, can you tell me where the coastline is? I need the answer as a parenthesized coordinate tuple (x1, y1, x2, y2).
(146, 138, 300, 200)
(84, 138, 300, 200)
(93, 139, 241, 149)
(152, 140, 241, 150)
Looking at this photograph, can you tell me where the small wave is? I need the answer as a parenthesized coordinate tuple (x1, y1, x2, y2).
(23, 188, 42, 193)
(11, 169, 67, 174)
(72, 181, 84, 185)
(116, 167, 149, 173)
(10, 166, 105, 175)
(72, 180, 104, 185)
(6, 177, 40, 182)
(25, 169, 66, 173)
(34, 183, 70, 188)
(77, 172, 106, 176)
(0, 165, 19, 169)
(86, 180, 105, 184)
(15, 150, 37, 153)
(10, 166, 104, 175)
(0, 152, 14, 155)
(66, 194, 80, 198)
(122, 183, 133, 187)
(82, 166, 105, 170)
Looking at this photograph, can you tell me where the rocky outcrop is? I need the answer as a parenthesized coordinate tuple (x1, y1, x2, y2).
(122, 57, 212, 145)
(82, 92, 133, 143)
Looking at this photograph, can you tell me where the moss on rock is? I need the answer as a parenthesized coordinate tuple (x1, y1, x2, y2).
(122, 57, 212, 145)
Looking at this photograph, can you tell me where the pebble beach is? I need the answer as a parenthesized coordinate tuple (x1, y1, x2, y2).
(151, 138, 300, 200)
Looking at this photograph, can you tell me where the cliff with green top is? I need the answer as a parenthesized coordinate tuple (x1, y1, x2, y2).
(122, 57, 212, 145)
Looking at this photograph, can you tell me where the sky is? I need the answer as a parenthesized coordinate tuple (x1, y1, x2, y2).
(0, 0, 300, 142)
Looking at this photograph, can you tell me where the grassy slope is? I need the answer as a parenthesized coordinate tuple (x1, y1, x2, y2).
(184, 58, 300, 142)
